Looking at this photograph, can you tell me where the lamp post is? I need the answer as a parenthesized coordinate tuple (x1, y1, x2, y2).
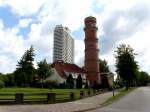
(112, 74, 115, 97)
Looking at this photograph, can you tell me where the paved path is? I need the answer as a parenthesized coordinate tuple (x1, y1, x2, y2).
(0, 91, 115, 112)
(88, 87, 150, 112)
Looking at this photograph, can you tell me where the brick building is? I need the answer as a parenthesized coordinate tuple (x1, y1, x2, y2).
(84, 16, 100, 86)
(47, 61, 86, 85)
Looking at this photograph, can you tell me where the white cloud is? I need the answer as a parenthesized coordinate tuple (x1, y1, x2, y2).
(38, 0, 93, 31)
(60, 0, 93, 31)
(1, 0, 99, 73)
(74, 39, 84, 67)
(100, 50, 116, 73)
(117, 25, 150, 73)
(0, 19, 3, 29)
(28, 22, 53, 63)
(0, 0, 150, 75)
(116, 17, 127, 30)
(18, 18, 32, 28)
(95, 0, 150, 73)
(0, 26, 26, 73)
(0, 56, 16, 73)
(0, 0, 47, 16)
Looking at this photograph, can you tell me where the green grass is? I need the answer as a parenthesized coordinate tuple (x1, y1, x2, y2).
(102, 87, 136, 106)
(0, 88, 88, 103)
(0, 87, 87, 94)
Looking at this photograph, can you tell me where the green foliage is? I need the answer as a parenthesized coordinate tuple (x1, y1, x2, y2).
(37, 59, 52, 88)
(3, 73, 15, 87)
(101, 75, 110, 89)
(99, 59, 110, 89)
(76, 75, 83, 88)
(99, 59, 110, 73)
(14, 46, 35, 87)
(0, 73, 4, 88)
(136, 71, 150, 86)
(0, 79, 4, 88)
(43, 80, 58, 88)
(115, 75, 125, 88)
(0, 74, 5, 88)
(37, 59, 52, 79)
(66, 74, 74, 89)
(115, 44, 138, 89)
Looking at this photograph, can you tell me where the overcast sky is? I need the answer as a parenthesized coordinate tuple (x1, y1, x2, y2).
(0, 0, 150, 75)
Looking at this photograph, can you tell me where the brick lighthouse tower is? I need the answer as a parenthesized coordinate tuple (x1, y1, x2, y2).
(84, 16, 100, 86)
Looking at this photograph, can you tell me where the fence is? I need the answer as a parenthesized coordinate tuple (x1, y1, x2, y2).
(0, 89, 104, 104)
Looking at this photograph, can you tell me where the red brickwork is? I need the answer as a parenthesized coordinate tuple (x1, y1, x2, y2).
(84, 16, 100, 85)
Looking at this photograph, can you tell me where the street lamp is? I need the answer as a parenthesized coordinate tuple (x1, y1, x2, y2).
(112, 74, 115, 97)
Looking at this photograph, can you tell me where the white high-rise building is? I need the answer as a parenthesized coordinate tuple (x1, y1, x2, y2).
(53, 25, 74, 63)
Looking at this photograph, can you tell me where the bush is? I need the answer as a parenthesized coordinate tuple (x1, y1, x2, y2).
(100, 76, 110, 89)
(84, 82, 89, 89)
(57, 82, 68, 89)
(66, 74, 74, 89)
(76, 75, 83, 89)
(43, 80, 58, 88)
(0, 79, 5, 88)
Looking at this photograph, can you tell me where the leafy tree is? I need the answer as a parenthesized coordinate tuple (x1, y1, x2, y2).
(99, 59, 110, 88)
(66, 74, 74, 89)
(76, 74, 83, 88)
(137, 71, 149, 86)
(0, 79, 4, 88)
(100, 75, 110, 89)
(115, 75, 125, 88)
(3, 73, 15, 87)
(99, 59, 110, 73)
(37, 59, 52, 88)
(14, 46, 35, 87)
(140, 71, 149, 86)
(115, 44, 138, 89)
(0, 73, 5, 88)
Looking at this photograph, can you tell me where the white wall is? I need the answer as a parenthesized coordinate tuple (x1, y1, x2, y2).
(46, 68, 65, 84)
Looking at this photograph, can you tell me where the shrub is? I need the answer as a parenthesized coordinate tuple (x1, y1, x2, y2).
(76, 75, 83, 89)
(66, 74, 74, 89)
(43, 80, 58, 88)
(0, 79, 5, 88)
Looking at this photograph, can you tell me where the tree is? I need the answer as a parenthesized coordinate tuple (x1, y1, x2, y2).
(115, 44, 138, 89)
(14, 46, 35, 87)
(101, 75, 110, 88)
(66, 74, 74, 89)
(37, 59, 52, 88)
(0, 79, 4, 88)
(99, 59, 110, 88)
(99, 59, 110, 73)
(0, 73, 5, 88)
(115, 75, 125, 88)
(3, 73, 15, 87)
(137, 71, 149, 86)
(76, 74, 83, 89)
(140, 71, 149, 86)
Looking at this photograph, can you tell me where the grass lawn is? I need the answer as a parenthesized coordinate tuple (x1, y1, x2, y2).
(0, 88, 88, 103)
(0, 87, 87, 93)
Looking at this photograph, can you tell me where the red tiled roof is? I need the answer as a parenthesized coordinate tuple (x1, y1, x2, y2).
(51, 61, 84, 79)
